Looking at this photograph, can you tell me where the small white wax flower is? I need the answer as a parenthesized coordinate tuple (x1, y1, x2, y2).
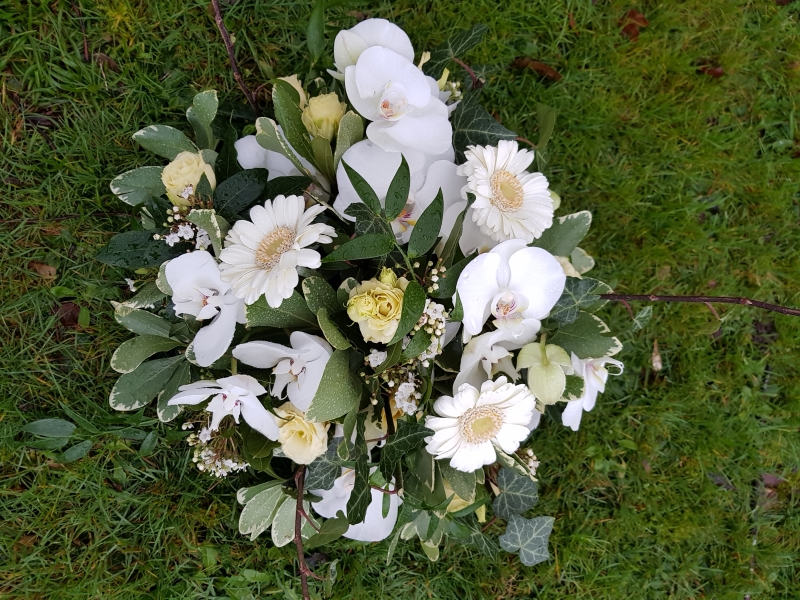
(164, 232, 181, 247)
(177, 223, 195, 240)
(562, 354, 624, 431)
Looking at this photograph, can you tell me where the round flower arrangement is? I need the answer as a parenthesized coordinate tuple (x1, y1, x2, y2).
(95, 16, 627, 596)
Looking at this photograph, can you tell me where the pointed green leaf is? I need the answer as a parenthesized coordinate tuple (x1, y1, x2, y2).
(379, 420, 434, 482)
(21, 418, 76, 438)
(245, 291, 317, 328)
(302, 276, 340, 315)
(59, 440, 93, 463)
(255, 117, 315, 179)
(305, 511, 349, 549)
(318, 308, 351, 350)
(311, 135, 335, 182)
(112, 303, 173, 338)
(530, 210, 592, 257)
(373, 340, 403, 375)
(344, 202, 393, 236)
(333, 111, 364, 169)
(340, 160, 381, 214)
(346, 413, 370, 525)
(322, 233, 395, 263)
(213, 168, 269, 220)
(429, 253, 475, 299)
(110, 166, 166, 206)
(132, 125, 197, 160)
(215, 123, 242, 182)
(438, 193, 475, 268)
(499, 515, 554, 567)
(384, 155, 410, 221)
(423, 24, 489, 79)
(535, 102, 556, 169)
(239, 486, 286, 541)
(272, 80, 315, 163)
(111, 335, 183, 374)
(95, 230, 186, 269)
(109, 355, 185, 411)
(306, 350, 362, 422)
(400, 330, 432, 361)
(307, 0, 326, 60)
(388, 281, 426, 345)
(407, 189, 444, 258)
(265, 175, 313, 199)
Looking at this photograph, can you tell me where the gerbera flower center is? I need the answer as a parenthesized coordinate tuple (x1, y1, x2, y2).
(489, 170, 524, 212)
(255, 227, 295, 269)
(459, 405, 503, 443)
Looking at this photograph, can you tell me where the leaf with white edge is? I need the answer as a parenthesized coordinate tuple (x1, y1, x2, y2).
(318, 308, 351, 350)
(492, 467, 539, 519)
(109, 355, 184, 411)
(237, 480, 285, 505)
(122, 282, 166, 309)
(340, 160, 381, 215)
(498, 514, 555, 567)
(213, 168, 269, 220)
(22, 418, 76, 438)
(629, 305, 653, 332)
(305, 438, 341, 491)
(384, 155, 411, 221)
(272, 80, 315, 164)
(311, 135, 335, 182)
(531, 210, 592, 257)
(379, 420, 434, 482)
(186, 90, 218, 150)
(306, 350, 361, 422)
(337, 277, 359, 308)
(111, 335, 183, 374)
(439, 462, 478, 502)
(333, 111, 364, 169)
(400, 330, 431, 361)
(570, 247, 595, 274)
(185, 209, 230, 256)
(549, 278, 601, 325)
(407, 189, 443, 259)
(96, 230, 186, 269)
(581, 278, 612, 312)
(423, 24, 489, 79)
(59, 440, 93, 463)
(305, 511, 349, 549)
(112, 303, 173, 338)
(494, 445, 535, 480)
(322, 233, 395, 263)
(239, 486, 286, 541)
(132, 125, 197, 160)
(561, 374, 585, 402)
(272, 497, 318, 547)
(245, 291, 317, 328)
(344, 202, 393, 237)
(451, 94, 516, 163)
(388, 281, 426, 345)
(302, 276, 340, 315)
(550, 311, 622, 359)
(156, 262, 172, 294)
(156, 359, 191, 422)
(255, 117, 315, 179)
(110, 166, 166, 206)
(346, 413, 370, 525)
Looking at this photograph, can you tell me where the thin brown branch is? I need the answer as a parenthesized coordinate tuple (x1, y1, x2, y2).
(515, 136, 536, 148)
(370, 484, 400, 495)
(299, 507, 321, 532)
(366, 434, 389, 443)
(382, 400, 396, 437)
(452, 57, 483, 90)
(210, 0, 261, 117)
(600, 293, 800, 318)
(481, 516, 497, 532)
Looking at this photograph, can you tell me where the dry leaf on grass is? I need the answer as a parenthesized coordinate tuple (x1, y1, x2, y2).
(620, 9, 649, 42)
(511, 57, 562, 81)
(29, 260, 57, 279)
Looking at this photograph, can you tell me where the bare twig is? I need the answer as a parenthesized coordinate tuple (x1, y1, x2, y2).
(452, 57, 483, 90)
(481, 516, 497, 532)
(370, 484, 400, 495)
(209, 0, 261, 117)
(600, 293, 800, 318)
(382, 400, 396, 437)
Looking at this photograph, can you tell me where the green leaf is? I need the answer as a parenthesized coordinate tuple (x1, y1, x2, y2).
(629, 306, 653, 333)
(423, 24, 489, 79)
(215, 123, 242, 182)
(132, 125, 197, 160)
(27, 437, 70, 450)
(213, 168, 269, 220)
(22, 418, 76, 438)
(255, 117, 315, 180)
(237, 480, 285, 505)
(340, 160, 381, 214)
(111, 335, 183, 374)
(561, 374, 585, 401)
(95, 230, 186, 269)
(272, 497, 317, 547)
(318, 308, 351, 350)
(570, 247, 595, 274)
(245, 291, 317, 328)
(156, 359, 190, 422)
(437, 193, 475, 268)
(498, 514, 555, 567)
(305, 438, 341, 491)
(400, 330, 432, 361)
(239, 486, 287, 541)
(305, 511, 349, 549)
(322, 233, 395, 263)
(109, 355, 185, 411)
(139, 431, 158, 456)
(195, 173, 214, 201)
(112, 303, 173, 338)
(451, 293, 464, 321)
(388, 281, 426, 345)
(59, 402, 100, 434)
(272, 80, 315, 163)
(333, 111, 364, 169)
(379, 420, 434, 482)
(449, 516, 499, 558)
(122, 282, 167, 310)
(306, 350, 362, 422)
(439, 462, 478, 502)
(337, 277, 359, 308)
(530, 210, 592, 257)
(494, 445, 533, 480)
(429, 253, 475, 299)
(302, 276, 340, 315)
(185, 209, 230, 256)
(59, 440, 93, 463)
(550, 312, 622, 359)
(492, 467, 539, 519)
(373, 341, 403, 375)
(187, 90, 219, 150)
(110, 166, 166, 206)
(549, 278, 601, 325)
(78, 306, 91, 328)
(535, 103, 556, 170)
(451, 94, 516, 162)
(407, 189, 444, 258)
(307, 0, 326, 61)
(384, 155, 410, 221)
(346, 413, 370, 525)
(344, 202, 393, 237)
(265, 175, 313, 199)
(311, 135, 335, 182)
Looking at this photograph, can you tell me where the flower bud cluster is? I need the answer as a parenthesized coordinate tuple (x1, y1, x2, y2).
(409, 299, 449, 366)
(152, 206, 211, 250)
(186, 424, 248, 478)
(523, 448, 540, 479)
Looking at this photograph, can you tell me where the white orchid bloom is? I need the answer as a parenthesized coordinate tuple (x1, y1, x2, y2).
(232, 332, 333, 412)
(334, 140, 465, 243)
(167, 375, 278, 440)
(331, 18, 415, 79)
(562, 353, 624, 431)
(456, 239, 566, 343)
(344, 46, 452, 155)
(165, 251, 245, 368)
(310, 466, 400, 542)
(453, 329, 521, 391)
(235, 133, 328, 191)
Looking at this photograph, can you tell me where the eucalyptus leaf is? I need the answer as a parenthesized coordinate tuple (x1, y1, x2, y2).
(109, 355, 185, 411)
(132, 125, 197, 160)
(388, 281, 426, 345)
(306, 349, 362, 422)
(245, 291, 317, 328)
(110, 166, 166, 206)
(110, 335, 183, 374)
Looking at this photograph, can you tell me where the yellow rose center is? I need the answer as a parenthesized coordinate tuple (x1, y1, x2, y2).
(459, 405, 503, 443)
(490, 170, 524, 212)
(255, 227, 295, 269)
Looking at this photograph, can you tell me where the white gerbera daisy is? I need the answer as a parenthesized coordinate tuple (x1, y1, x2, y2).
(457, 140, 554, 243)
(218, 195, 335, 307)
(424, 376, 535, 472)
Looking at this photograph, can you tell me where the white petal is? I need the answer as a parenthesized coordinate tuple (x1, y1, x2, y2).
(334, 18, 414, 73)
(354, 47, 430, 108)
(191, 302, 239, 367)
(233, 340, 299, 369)
(507, 247, 566, 320)
(216, 374, 268, 397)
(344, 487, 399, 542)
(561, 400, 584, 431)
(235, 135, 270, 170)
(456, 252, 501, 336)
(240, 396, 280, 441)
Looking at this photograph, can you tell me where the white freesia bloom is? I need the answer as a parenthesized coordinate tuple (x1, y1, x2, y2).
(454, 330, 521, 391)
(345, 46, 452, 155)
(167, 375, 278, 440)
(424, 376, 535, 472)
(457, 140, 554, 243)
(232, 332, 333, 412)
(165, 251, 245, 367)
(274, 402, 329, 464)
(456, 239, 566, 342)
(562, 354, 624, 431)
(331, 18, 414, 78)
(219, 195, 335, 307)
(311, 466, 400, 542)
(334, 140, 465, 242)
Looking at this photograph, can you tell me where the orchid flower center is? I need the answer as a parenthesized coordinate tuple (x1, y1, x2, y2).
(378, 82, 409, 121)
(492, 292, 519, 320)
(459, 405, 503, 443)
(255, 227, 295, 269)
(392, 197, 417, 235)
(489, 170, 524, 212)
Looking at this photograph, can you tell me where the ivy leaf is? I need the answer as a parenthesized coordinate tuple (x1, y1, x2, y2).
(384, 155, 410, 221)
(322, 233, 395, 263)
(498, 514, 555, 567)
(333, 111, 364, 170)
(132, 125, 197, 160)
(302, 276, 340, 315)
(561, 374, 585, 401)
(305, 438, 341, 491)
(549, 278, 601, 325)
(213, 168, 270, 220)
(451, 94, 516, 162)
(110, 166, 166, 206)
(407, 189, 444, 259)
(306, 350, 362, 422)
(109, 355, 185, 411)
(344, 202, 393, 236)
(215, 123, 242, 182)
(530, 210, 592, 257)
(492, 467, 539, 519)
(346, 413, 371, 525)
(245, 291, 317, 328)
(629, 306, 653, 333)
(550, 312, 622, 359)
(423, 24, 489, 80)
(388, 281, 426, 345)
(110, 335, 183, 374)
(305, 511, 349, 549)
(185, 209, 230, 256)
(340, 160, 381, 214)
(95, 230, 187, 269)
(379, 420, 434, 482)
(271, 80, 315, 164)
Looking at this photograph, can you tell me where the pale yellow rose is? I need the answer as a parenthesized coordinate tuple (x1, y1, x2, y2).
(275, 402, 329, 465)
(301, 93, 347, 140)
(278, 74, 307, 108)
(347, 271, 409, 344)
(443, 481, 486, 522)
(161, 151, 216, 207)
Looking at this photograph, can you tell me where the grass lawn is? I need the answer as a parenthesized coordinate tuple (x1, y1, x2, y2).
(2, 0, 800, 598)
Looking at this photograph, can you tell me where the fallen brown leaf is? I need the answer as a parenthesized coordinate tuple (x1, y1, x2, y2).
(53, 302, 81, 327)
(29, 260, 57, 279)
(569, 12, 579, 33)
(511, 57, 563, 81)
(94, 53, 120, 73)
(620, 9, 649, 42)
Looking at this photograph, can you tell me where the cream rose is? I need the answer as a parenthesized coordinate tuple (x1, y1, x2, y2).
(347, 268, 408, 344)
(161, 151, 216, 206)
(302, 93, 347, 140)
(275, 402, 329, 464)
